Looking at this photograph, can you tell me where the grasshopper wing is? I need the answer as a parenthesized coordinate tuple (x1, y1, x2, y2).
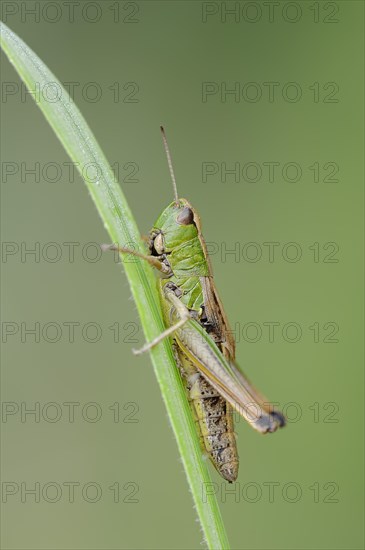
(175, 318, 285, 434)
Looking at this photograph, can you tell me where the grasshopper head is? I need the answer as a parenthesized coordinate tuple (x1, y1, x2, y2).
(149, 198, 200, 255)
(153, 128, 207, 272)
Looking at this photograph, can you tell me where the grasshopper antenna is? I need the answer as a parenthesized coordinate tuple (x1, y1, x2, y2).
(160, 126, 179, 206)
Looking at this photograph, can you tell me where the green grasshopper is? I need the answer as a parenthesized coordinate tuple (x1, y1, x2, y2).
(107, 127, 285, 482)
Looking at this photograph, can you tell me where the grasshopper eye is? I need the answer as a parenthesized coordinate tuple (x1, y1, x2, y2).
(177, 207, 194, 226)
(153, 233, 164, 254)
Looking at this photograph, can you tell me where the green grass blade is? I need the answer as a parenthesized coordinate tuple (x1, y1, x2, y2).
(0, 22, 230, 549)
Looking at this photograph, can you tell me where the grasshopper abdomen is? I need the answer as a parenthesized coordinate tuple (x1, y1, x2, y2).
(175, 346, 239, 482)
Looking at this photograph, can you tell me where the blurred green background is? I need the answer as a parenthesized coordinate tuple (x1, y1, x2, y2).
(1, 1, 364, 549)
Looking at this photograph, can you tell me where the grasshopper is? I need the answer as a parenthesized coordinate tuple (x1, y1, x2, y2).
(107, 127, 285, 482)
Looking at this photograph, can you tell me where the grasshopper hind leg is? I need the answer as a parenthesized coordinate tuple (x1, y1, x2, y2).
(174, 344, 239, 483)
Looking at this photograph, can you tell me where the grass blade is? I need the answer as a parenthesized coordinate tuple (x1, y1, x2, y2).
(0, 21, 230, 549)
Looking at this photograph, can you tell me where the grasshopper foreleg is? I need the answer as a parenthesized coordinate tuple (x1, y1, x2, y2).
(101, 243, 170, 274)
